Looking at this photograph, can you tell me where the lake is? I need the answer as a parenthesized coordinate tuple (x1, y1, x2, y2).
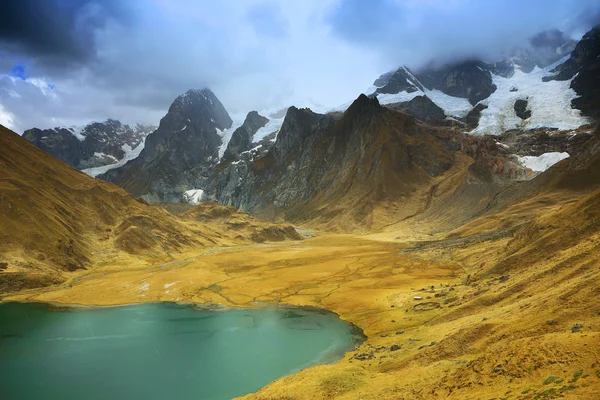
(0, 302, 364, 400)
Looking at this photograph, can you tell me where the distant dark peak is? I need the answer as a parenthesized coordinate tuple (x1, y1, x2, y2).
(489, 60, 515, 78)
(375, 66, 422, 94)
(373, 70, 395, 87)
(167, 88, 232, 130)
(418, 58, 485, 73)
(285, 106, 322, 123)
(173, 88, 216, 106)
(347, 93, 381, 113)
(357, 93, 380, 105)
(244, 111, 269, 130)
(269, 108, 288, 119)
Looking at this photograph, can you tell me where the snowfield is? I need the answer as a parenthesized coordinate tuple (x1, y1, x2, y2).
(362, 56, 589, 134)
(375, 90, 421, 106)
(82, 138, 147, 177)
(182, 189, 204, 205)
(423, 89, 472, 118)
(216, 116, 244, 160)
(372, 86, 472, 118)
(252, 117, 285, 143)
(517, 152, 570, 172)
(472, 58, 590, 135)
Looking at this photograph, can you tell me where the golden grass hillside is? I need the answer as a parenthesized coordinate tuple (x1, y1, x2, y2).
(2, 122, 599, 399)
(0, 124, 300, 293)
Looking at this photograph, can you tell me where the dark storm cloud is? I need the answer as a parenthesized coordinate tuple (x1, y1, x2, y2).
(327, 0, 600, 70)
(0, 0, 130, 69)
(1, 0, 598, 135)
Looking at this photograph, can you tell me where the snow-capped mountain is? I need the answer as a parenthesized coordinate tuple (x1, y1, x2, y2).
(366, 28, 595, 136)
(23, 120, 155, 175)
(94, 26, 599, 213)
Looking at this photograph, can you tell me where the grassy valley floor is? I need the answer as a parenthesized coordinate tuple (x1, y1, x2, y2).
(5, 224, 600, 400)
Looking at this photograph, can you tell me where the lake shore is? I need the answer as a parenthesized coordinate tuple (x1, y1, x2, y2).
(4, 233, 599, 399)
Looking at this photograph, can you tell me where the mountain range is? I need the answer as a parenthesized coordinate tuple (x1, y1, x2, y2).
(23, 119, 156, 175)
(42, 26, 586, 232)
(2, 22, 600, 400)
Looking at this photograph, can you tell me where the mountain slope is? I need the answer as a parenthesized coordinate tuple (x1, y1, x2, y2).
(0, 123, 298, 293)
(208, 95, 532, 232)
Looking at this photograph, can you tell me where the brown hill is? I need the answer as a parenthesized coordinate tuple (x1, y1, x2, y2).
(0, 124, 299, 294)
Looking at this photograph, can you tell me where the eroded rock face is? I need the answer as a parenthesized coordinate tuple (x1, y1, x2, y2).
(23, 120, 154, 169)
(204, 94, 539, 230)
(100, 89, 233, 202)
(498, 128, 594, 157)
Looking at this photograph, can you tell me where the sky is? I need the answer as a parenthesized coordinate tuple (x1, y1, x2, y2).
(0, 0, 599, 133)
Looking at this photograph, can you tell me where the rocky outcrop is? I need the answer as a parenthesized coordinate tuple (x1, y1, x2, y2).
(23, 120, 154, 169)
(497, 128, 594, 157)
(514, 99, 531, 120)
(100, 89, 233, 202)
(222, 111, 268, 161)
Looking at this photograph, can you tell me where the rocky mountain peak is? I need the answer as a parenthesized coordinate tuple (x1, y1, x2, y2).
(243, 111, 269, 132)
(270, 106, 325, 164)
(343, 93, 383, 121)
(100, 88, 236, 202)
(167, 88, 232, 131)
(374, 66, 422, 95)
(222, 111, 269, 161)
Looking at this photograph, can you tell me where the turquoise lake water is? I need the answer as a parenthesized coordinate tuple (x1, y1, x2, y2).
(0, 302, 363, 400)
